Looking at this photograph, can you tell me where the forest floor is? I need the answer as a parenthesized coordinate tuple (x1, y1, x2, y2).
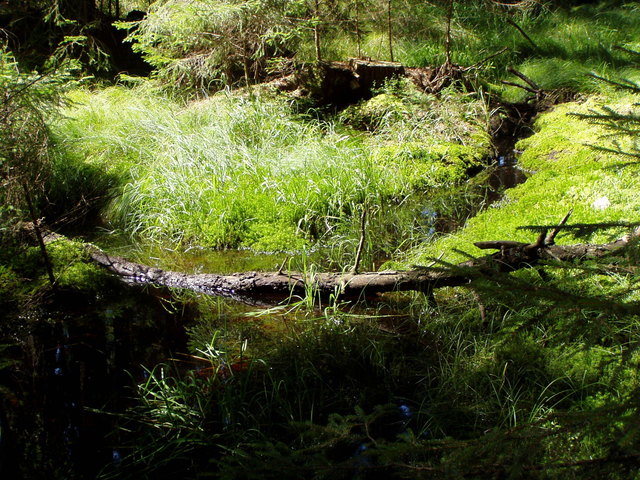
(2, 2, 640, 479)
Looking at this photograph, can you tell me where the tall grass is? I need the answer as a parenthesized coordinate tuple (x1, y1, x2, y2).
(50, 83, 489, 255)
(52, 87, 379, 250)
(104, 278, 636, 478)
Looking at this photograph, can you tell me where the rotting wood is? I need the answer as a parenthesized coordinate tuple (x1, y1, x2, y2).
(78, 220, 640, 303)
(349, 58, 405, 91)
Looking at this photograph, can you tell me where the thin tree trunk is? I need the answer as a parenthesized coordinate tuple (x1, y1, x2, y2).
(351, 207, 367, 274)
(444, 0, 454, 67)
(21, 182, 55, 287)
(241, 19, 252, 92)
(387, 0, 394, 62)
(314, 0, 322, 62)
(355, 0, 362, 58)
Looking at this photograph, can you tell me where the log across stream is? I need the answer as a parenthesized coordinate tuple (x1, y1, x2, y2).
(83, 220, 640, 303)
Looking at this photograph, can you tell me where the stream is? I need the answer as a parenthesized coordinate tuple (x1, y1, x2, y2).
(0, 286, 190, 478)
(1, 104, 533, 478)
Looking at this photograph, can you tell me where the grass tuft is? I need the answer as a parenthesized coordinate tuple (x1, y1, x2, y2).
(51, 82, 490, 256)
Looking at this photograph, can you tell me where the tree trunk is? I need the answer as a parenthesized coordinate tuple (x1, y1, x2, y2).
(21, 183, 56, 287)
(444, 0, 454, 68)
(387, 0, 394, 62)
(82, 227, 640, 303)
(314, 0, 322, 62)
(355, 0, 362, 58)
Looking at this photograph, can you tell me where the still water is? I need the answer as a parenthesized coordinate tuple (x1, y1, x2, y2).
(0, 158, 527, 478)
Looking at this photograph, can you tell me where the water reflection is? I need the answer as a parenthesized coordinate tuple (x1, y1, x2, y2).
(0, 287, 188, 479)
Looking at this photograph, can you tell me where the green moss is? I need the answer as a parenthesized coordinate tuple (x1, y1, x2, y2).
(339, 93, 408, 130)
(337, 81, 491, 199)
(47, 239, 113, 292)
(243, 222, 308, 252)
(371, 141, 485, 190)
(404, 93, 640, 267)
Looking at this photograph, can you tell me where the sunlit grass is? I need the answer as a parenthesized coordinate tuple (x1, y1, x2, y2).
(51, 84, 488, 254)
(54, 87, 366, 249)
(395, 2, 640, 99)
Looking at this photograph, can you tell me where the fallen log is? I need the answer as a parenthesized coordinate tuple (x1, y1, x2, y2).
(82, 218, 640, 302)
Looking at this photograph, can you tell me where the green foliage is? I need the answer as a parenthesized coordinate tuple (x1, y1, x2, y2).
(0, 47, 81, 223)
(0, 264, 22, 311)
(393, 1, 640, 100)
(0, 47, 76, 285)
(492, 3, 640, 100)
(10, 4, 640, 479)
(340, 92, 407, 130)
(570, 75, 640, 162)
(0, 49, 62, 202)
(51, 84, 487, 254)
(371, 141, 485, 190)
(118, 0, 302, 90)
(52, 87, 363, 250)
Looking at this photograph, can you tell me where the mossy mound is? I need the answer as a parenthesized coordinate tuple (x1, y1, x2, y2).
(402, 93, 640, 267)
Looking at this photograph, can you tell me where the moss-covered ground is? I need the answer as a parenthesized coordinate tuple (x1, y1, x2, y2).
(404, 92, 640, 266)
(3, 2, 640, 479)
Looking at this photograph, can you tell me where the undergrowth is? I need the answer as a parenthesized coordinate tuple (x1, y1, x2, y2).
(121, 1, 640, 101)
(101, 260, 640, 479)
(50, 81, 490, 257)
(402, 91, 640, 267)
(5, 2, 640, 479)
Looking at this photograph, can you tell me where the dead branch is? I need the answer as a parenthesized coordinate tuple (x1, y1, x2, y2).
(77, 218, 640, 303)
(505, 17, 539, 51)
(469, 47, 509, 69)
(507, 66, 541, 92)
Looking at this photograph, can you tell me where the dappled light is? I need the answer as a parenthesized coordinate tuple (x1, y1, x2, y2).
(2, 1, 640, 479)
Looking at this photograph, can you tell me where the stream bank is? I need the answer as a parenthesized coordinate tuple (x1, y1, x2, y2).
(5, 91, 639, 478)
(1, 60, 570, 479)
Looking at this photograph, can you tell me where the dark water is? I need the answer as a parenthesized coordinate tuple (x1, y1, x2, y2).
(486, 156, 528, 203)
(416, 157, 528, 236)
(0, 149, 530, 478)
(0, 287, 189, 479)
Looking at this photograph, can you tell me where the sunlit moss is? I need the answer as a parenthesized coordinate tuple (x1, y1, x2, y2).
(405, 93, 640, 267)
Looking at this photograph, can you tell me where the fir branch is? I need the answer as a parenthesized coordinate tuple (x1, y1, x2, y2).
(587, 73, 640, 94)
(586, 142, 640, 161)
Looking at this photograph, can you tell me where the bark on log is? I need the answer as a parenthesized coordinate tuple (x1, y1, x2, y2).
(84, 226, 640, 302)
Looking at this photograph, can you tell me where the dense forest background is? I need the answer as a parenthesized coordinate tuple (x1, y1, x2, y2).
(2, 1, 640, 479)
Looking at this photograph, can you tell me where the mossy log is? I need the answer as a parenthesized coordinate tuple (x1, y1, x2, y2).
(85, 226, 640, 302)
